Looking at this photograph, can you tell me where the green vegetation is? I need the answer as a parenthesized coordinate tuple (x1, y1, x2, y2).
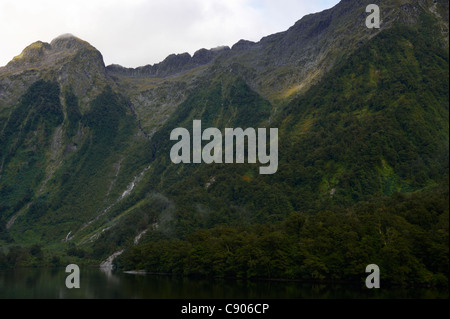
(0, 80, 63, 224)
(63, 87, 82, 139)
(0, 82, 152, 247)
(0, 6, 448, 289)
(112, 21, 449, 285)
(0, 243, 99, 268)
(275, 24, 449, 208)
(116, 182, 448, 286)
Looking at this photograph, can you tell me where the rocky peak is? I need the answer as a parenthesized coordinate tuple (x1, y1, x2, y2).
(231, 40, 257, 51)
(0, 34, 110, 112)
(50, 33, 92, 51)
(2, 33, 105, 73)
(14, 41, 52, 61)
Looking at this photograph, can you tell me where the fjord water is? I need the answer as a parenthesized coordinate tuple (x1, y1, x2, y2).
(0, 268, 447, 299)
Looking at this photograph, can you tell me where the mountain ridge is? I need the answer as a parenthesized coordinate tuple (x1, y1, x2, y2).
(0, 0, 448, 286)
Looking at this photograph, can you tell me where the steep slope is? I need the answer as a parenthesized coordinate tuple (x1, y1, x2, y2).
(110, 2, 449, 284)
(0, 35, 152, 247)
(125, 9, 448, 231)
(113, 12, 448, 285)
(106, 0, 449, 137)
(0, 0, 448, 285)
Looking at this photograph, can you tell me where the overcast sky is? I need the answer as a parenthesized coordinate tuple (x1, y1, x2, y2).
(0, 0, 339, 68)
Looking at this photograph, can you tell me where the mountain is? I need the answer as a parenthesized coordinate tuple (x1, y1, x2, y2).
(0, 0, 448, 286)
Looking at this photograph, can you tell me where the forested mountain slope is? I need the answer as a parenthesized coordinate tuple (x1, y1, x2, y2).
(0, 0, 448, 285)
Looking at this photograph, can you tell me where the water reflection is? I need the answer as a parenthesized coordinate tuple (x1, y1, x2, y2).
(0, 268, 447, 299)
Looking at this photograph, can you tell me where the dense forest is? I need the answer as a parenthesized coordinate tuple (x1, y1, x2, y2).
(113, 22, 449, 286)
(114, 181, 448, 286)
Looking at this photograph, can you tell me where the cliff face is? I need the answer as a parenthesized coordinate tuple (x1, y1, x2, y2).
(0, 34, 111, 113)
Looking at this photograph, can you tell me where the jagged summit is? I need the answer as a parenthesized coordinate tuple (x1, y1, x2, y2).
(8, 41, 51, 63)
(0, 34, 109, 111)
(106, 45, 230, 78)
(1, 34, 104, 73)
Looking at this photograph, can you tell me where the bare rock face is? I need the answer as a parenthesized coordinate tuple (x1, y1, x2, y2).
(9, 41, 52, 65)
(0, 34, 111, 112)
(106, 46, 230, 78)
(4, 34, 104, 71)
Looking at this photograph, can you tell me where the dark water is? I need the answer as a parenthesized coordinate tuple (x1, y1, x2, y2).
(0, 267, 447, 299)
